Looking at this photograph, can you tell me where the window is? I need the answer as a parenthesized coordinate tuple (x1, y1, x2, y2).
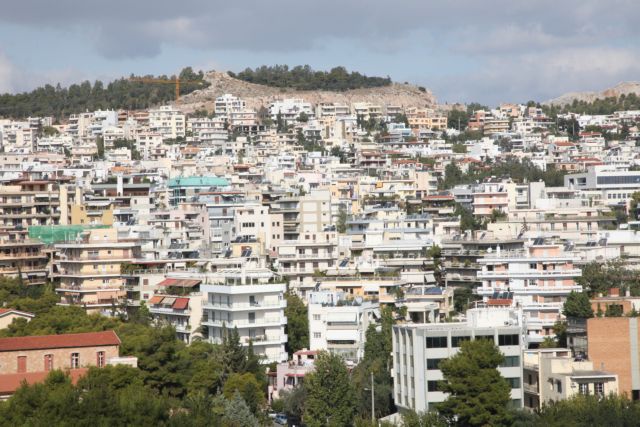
(451, 335, 471, 347)
(579, 383, 589, 395)
(501, 356, 520, 367)
(97, 351, 105, 368)
(556, 380, 562, 393)
(506, 377, 521, 389)
(595, 382, 604, 397)
(44, 354, 54, 371)
(427, 381, 440, 392)
(313, 314, 321, 321)
(498, 334, 519, 346)
(475, 334, 495, 343)
(71, 353, 80, 369)
(427, 358, 444, 370)
(313, 332, 321, 339)
(426, 336, 448, 348)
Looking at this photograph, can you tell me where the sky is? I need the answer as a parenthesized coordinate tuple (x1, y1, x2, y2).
(1, 0, 640, 105)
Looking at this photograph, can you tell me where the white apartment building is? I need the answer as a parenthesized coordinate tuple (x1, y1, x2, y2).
(565, 165, 640, 206)
(149, 105, 186, 140)
(215, 94, 246, 118)
(475, 239, 582, 344)
(199, 267, 288, 363)
(392, 307, 525, 413)
(269, 99, 314, 124)
(308, 291, 378, 363)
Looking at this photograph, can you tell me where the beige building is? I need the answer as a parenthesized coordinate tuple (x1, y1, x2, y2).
(0, 308, 34, 330)
(53, 228, 141, 313)
(523, 348, 618, 410)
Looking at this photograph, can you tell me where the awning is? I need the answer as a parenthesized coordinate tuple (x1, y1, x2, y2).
(157, 278, 202, 288)
(149, 296, 164, 305)
(172, 298, 189, 310)
(162, 297, 176, 305)
(326, 312, 357, 323)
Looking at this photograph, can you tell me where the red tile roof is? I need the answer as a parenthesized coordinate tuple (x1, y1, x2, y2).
(0, 331, 120, 352)
(0, 368, 88, 396)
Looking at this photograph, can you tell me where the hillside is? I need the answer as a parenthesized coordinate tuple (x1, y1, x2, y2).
(178, 71, 437, 113)
(546, 81, 640, 106)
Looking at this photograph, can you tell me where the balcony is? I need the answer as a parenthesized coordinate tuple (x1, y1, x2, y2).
(202, 316, 286, 328)
(149, 306, 191, 316)
(476, 285, 582, 295)
(477, 269, 581, 279)
(203, 301, 286, 310)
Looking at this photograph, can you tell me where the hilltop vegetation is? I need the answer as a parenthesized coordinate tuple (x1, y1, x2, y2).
(228, 65, 392, 91)
(0, 67, 208, 120)
(543, 92, 640, 118)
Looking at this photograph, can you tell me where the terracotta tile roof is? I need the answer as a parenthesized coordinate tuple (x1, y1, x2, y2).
(0, 331, 120, 352)
(0, 368, 88, 396)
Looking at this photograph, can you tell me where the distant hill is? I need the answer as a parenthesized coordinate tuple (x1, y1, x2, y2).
(179, 71, 437, 113)
(545, 82, 640, 106)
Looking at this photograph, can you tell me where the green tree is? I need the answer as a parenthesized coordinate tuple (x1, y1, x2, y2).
(438, 339, 512, 427)
(222, 326, 247, 375)
(223, 392, 260, 427)
(284, 291, 309, 355)
(96, 136, 105, 159)
(562, 291, 594, 319)
(336, 208, 348, 233)
(451, 143, 467, 154)
(298, 112, 309, 122)
(605, 304, 624, 317)
(304, 352, 357, 427)
(223, 372, 265, 414)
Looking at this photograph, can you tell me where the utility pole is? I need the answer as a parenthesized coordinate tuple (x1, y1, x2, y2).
(371, 371, 375, 424)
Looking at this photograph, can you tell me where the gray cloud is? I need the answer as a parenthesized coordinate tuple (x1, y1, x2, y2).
(2, 1, 640, 103)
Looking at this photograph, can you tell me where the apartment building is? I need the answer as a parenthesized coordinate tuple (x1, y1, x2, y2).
(148, 279, 203, 344)
(308, 291, 378, 363)
(0, 232, 49, 286)
(565, 165, 640, 206)
(167, 176, 230, 206)
(392, 307, 525, 412)
(269, 99, 314, 124)
(198, 267, 288, 362)
(476, 239, 582, 344)
(214, 94, 246, 118)
(587, 317, 640, 399)
(148, 105, 186, 140)
(472, 180, 509, 216)
(53, 228, 141, 314)
(0, 179, 72, 228)
(523, 348, 618, 410)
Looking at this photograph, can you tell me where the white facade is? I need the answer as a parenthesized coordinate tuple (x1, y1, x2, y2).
(392, 307, 525, 413)
(149, 105, 186, 140)
(308, 291, 378, 363)
(200, 269, 288, 363)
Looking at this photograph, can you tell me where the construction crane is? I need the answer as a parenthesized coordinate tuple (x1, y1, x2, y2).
(128, 76, 206, 104)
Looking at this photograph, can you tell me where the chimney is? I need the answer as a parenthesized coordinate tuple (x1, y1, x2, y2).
(609, 288, 620, 297)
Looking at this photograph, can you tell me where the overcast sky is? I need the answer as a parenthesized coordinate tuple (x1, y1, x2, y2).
(1, 0, 640, 105)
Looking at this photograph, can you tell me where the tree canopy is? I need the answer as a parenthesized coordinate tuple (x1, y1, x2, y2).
(284, 291, 309, 355)
(0, 67, 208, 119)
(438, 339, 512, 427)
(303, 351, 357, 426)
(562, 291, 594, 319)
(229, 65, 392, 91)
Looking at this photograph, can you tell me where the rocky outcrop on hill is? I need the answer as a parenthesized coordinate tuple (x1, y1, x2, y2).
(546, 81, 640, 106)
(178, 71, 437, 112)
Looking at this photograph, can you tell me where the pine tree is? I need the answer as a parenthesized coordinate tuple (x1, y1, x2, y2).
(438, 339, 512, 427)
(222, 326, 246, 375)
(304, 352, 356, 427)
(562, 291, 594, 318)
